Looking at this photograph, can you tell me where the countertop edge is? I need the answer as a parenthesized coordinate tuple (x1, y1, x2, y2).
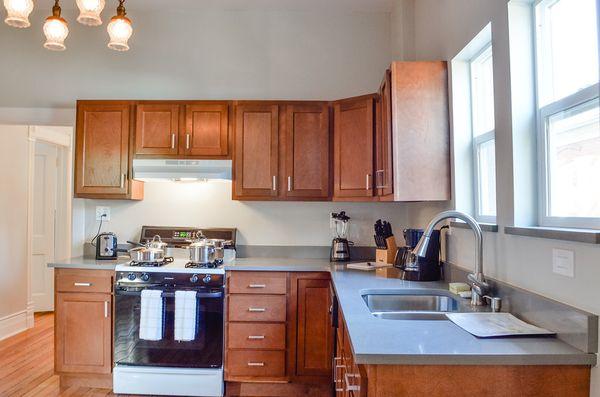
(353, 353, 598, 366)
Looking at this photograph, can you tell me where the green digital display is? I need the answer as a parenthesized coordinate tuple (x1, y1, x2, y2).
(173, 231, 192, 239)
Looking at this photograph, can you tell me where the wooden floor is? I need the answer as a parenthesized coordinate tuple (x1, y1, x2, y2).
(0, 313, 123, 397)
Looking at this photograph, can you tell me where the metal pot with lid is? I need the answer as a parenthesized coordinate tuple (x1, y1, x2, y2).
(188, 232, 216, 264)
(207, 239, 233, 262)
(128, 244, 166, 263)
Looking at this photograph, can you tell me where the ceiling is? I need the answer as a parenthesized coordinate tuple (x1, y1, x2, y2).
(64, 0, 394, 12)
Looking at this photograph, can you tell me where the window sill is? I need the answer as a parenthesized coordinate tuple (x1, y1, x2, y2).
(504, 226, 600, 244)
(450, 221, 498, 232)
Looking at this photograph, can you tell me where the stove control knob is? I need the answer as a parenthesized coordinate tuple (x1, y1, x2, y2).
(140, 273, 150, 282)
(127, 273, 137, 281)
(190, 274, 199, 283)
(202, 275, 212, 284)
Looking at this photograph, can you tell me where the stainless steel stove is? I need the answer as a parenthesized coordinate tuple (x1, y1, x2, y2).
(113, 226, 236, 397)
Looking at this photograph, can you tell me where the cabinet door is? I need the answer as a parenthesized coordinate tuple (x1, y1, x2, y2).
(75, 102, 131, 195)
(294, 275, 333, 377)
(135, 103, 180, 155)
(184, 102, 229, 157)
(233, 103, 279, 199)
(283, 103, 330, 200)
(55, 292, 112, 374)
(333, 96, 375, 199)
(377, 70, 394, 198)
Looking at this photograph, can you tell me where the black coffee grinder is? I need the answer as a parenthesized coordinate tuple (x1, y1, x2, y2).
(395, 228, 442, 281)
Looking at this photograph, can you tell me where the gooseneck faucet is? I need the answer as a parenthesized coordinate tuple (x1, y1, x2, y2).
(412, 210, 489, 306)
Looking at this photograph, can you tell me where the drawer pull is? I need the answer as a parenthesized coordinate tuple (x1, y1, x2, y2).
(247, 362, 265, 367)
(248, 307, 266, 312)
(171, 133, 176, 149)
(247, 335, 265, 340)
(104, 301, 109, 318)
(248, 284, 266, 289)
(73, 282, 92, 287)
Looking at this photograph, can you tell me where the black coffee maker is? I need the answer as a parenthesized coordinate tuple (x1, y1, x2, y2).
(395, 228, 441, 281)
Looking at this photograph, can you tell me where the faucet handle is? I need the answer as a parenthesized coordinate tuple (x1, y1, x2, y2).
(483, 295, 502, 313)
(467, 273, 490, 291)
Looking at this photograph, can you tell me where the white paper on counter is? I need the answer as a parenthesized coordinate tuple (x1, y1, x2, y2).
(346, 262, 392, 271)
(446, 313, 556, 338)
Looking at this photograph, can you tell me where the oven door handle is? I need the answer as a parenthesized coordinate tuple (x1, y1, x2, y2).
(115, 289, 223, 299)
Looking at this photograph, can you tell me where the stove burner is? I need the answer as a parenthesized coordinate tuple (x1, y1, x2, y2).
(129, 257, 174, 267)
(185, 259, 223, 269)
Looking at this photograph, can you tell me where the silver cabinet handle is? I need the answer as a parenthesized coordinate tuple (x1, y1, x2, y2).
(247, 335, 265, 340)
(272, 175, 277, 191)
(171, 133, 176, 149)
(186, 133, 191, 149)
(248, 307, 266, 312)
(120, 173, 125, 189)
(104, 301, 109, 318)
(287, 176, 292, 192)
(366, 174, 371, 190)
(247, 362, 265, 367)
(375, 169, 385, 188)
(248, 284, 266, 289)
(73, 282, 92, 287)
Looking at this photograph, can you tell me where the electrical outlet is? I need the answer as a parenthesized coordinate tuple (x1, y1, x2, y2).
(95, 206, 111, 221)
(552, 248, 574, 278)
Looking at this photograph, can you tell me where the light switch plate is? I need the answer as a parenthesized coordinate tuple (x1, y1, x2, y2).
(552, 248, 574, 278)
(95, 206, 111, 221)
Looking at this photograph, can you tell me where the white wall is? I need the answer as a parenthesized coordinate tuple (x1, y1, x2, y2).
(83, 181, 408, 247)
(403, 1, 600, 394)
(0, 125, 30, 337)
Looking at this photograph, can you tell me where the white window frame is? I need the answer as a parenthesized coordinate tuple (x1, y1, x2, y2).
(469, 44, 497, 223)
(534, 0, 600, 229)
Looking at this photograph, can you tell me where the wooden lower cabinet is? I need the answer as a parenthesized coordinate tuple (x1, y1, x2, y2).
(54, 269, 114, 387)
(225, 271, 333, 396)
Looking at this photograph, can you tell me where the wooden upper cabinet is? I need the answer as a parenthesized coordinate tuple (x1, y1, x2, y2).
(283, 103, 330, 200)
(135, 103, 180, 155)
(75, 102, 132, 196)
(233, 103, 279, 199)
(377, 69, 394, 199)
(333, 95, 375, 200)
(391, 61, 450, 201)
(55, 292, 112, 374)
(184, 102, 229, 157)
(292, 273, 333, 378)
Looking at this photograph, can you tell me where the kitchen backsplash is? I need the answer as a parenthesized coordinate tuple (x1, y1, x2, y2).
(82, 180, 411, 247)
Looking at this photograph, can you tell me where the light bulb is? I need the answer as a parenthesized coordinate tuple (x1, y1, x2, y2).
(76, 0, 105, 26)
(43, 2, 69, 51)
(107, 2, 132, 52)
(3, 0, 34, 28)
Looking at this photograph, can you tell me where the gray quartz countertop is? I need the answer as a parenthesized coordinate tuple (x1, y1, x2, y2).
(47, 256, 596, 366)
(48, 256, 130, 270)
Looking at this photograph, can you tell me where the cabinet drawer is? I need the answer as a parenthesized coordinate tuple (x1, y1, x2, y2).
(227, 350, 285, 378)
(228, 295, 286, 322)
(56, 269, 113, 294)
(228, 271, 287, 294)
(228, 322, 286, 350)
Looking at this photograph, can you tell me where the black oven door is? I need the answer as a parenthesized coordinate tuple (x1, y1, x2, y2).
(114, 287, 223, 368)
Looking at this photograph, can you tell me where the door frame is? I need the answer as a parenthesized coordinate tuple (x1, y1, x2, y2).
(26, 126, 73, 320)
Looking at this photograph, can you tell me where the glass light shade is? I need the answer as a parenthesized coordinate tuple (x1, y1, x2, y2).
(3, 0, 34, 28)
(76, 0, 105, 26)
(43, 16, 69, 51)
(107, 15, 132, 51)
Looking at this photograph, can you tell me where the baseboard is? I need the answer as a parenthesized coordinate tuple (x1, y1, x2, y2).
(0, 308, 33, 341)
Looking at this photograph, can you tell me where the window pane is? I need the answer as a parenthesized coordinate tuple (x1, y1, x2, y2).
(537, 0, 599, 104)
(547, 98, 600, 218)
(471, 47, 495, 136)
(477, 139, 497, 217)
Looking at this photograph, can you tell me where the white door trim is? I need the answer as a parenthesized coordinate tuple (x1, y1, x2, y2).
(26, 126, 73, 320)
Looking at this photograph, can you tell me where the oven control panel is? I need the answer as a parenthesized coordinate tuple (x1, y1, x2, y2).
(116, 271, 224, 288)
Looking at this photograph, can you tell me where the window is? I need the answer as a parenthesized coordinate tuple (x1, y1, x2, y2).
(470, 45, 497, 222)
(535, 0, 600, 228)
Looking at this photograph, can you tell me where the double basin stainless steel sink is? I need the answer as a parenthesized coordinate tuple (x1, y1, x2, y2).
(361, 289, 473, 320)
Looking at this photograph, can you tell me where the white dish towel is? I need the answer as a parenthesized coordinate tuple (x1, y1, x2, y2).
(139, 289, 164, 341)
(175, 290, 198, 342)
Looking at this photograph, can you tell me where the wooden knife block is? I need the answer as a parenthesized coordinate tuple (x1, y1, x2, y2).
(375, 237, 398, 265)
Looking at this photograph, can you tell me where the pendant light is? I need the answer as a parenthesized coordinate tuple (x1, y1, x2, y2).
(107, 0, 132, 52)
(3, 0, 34, 28)
(43, 0, 69, 51)
(76, 0, 105, 26)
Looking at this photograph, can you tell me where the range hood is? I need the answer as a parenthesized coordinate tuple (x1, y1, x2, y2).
(132, 159, 232, 182)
